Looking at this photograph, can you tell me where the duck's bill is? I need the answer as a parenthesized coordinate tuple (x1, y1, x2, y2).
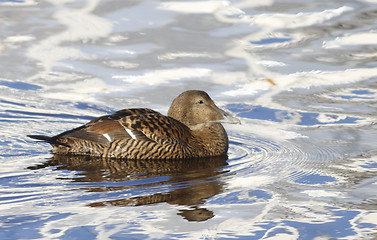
(216, 108, 241, 124)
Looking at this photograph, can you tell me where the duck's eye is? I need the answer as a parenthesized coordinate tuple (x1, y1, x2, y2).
(198, 100, 204, 104)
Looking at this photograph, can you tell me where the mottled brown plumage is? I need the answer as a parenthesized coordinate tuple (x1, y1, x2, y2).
(28, 90, 240, 159)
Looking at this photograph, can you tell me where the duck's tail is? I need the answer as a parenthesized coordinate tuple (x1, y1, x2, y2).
(27, 135, 69, 147)
(28, 135, 53, 142)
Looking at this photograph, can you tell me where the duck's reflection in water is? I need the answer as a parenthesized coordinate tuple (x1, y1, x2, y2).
(29, 154, 228, 221)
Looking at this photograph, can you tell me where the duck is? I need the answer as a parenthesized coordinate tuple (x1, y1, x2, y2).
(28, 90, 240, 160)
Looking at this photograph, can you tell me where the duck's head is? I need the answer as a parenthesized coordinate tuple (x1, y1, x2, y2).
(167, 90, 240, 129)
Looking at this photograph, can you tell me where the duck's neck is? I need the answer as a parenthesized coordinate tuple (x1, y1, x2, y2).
(190, 123, 229, 157)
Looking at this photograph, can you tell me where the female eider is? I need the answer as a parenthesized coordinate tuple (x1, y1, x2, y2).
(28, 90, 240, 159)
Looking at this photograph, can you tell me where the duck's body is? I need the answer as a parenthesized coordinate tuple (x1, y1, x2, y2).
(28, 90, 239, 160)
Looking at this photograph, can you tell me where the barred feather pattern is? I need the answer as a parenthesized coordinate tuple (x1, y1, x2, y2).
(49, 109, 229, 159)
(49, 109, 200, 159)
(104, 134, 195, 160)
(52, 134, 197, 160)
(30, 90, 236, 160)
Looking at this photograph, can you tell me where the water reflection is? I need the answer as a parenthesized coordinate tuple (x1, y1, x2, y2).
(28, 154, 228, 222)
(228, 103, 363, 125)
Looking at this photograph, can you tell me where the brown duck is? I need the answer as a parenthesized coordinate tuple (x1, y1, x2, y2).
(28, 90, 240, 159)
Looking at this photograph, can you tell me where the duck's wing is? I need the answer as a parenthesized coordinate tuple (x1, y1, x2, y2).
(118, 112, 191, 143)
(54, 108, 191, 146)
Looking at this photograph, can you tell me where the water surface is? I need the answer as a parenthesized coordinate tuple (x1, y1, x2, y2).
(1, 0, 377, 239)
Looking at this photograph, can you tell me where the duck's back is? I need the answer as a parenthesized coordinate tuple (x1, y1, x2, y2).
(50, 108, 196, 159)
(28, 90, 238, 159)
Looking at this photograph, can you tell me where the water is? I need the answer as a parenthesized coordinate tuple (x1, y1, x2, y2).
(1, 0, 377, 239)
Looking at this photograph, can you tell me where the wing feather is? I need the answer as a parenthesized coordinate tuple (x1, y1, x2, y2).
(54, 108, 189, 146)
(119, 113, 191, 144)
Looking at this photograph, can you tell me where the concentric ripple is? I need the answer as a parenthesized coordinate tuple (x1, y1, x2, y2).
(227, 130, 344, 186)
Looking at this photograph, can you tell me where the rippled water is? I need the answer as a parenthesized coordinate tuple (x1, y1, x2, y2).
(1, 0, 377, 239)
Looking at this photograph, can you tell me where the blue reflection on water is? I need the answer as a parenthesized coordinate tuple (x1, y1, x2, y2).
(351, 90, 374, 95)
(248, 189, 272, 199)
(0, 80, 41, 91)
(214, 189, 272, 205)
(361, 162, 377, 169)
(251, 37, 292, 45)
(283, 209, 361, 239)
(0, 0, 23, 2)
(331, 89, 376, 100)
(75, 102, 111, 113)
(0, 213, 72, 240)
(331, 94, 374, 100)
(1, 110, 94, 122)
(227, 104, 361, 126)
(60, 226, 98, 240)
(294, 172, 336, 184)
